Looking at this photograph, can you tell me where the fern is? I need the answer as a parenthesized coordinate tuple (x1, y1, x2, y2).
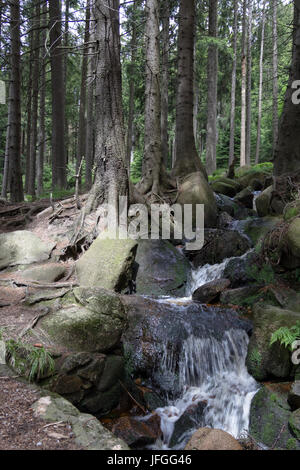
(270, 322, 300, 351)
(6, 339, 55, 382)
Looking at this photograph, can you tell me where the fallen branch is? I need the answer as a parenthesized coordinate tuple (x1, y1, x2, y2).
(118, 380, 147, 415)
(0, 279, 78, 289)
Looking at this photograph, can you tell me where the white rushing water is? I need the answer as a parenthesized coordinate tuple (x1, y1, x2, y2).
(146, 254, 259, 449)
(151, 330, 258, 449)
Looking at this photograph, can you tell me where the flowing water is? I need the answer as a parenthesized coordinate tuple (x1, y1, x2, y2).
(145, 256, 259, 450)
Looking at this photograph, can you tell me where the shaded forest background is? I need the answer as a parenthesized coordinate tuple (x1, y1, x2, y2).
(0, 0, 294, 201)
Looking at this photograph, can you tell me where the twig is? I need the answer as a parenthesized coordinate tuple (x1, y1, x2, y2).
(118, 380, 147, 415)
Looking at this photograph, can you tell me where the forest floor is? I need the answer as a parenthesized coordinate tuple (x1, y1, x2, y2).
(0, 196, 88, 450)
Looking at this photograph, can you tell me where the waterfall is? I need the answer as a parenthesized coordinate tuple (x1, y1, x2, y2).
(151, 329, 258, 449)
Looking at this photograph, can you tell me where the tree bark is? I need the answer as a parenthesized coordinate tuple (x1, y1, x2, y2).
(85, 0, 128, 214)
(273, 3, 300, 176)
(37, 1, 47, 197)
(8, 0, 23, 202)
(28, 0, 40, 197)
(206, 0, 218, 176)
(245, 0, 253, 166)
(77, 2, 90, 186)
(160, 0, 170, 168)
(172, 0, 207, 179)
(240, 0, 247, 167)
(126, 3, 138, 171)
(49, 0, 66, 189)
(229, 0, 238, 168)
(272, 0, 279, 157)
(255, 0, 266, 165)
(85, 0, 95, 190)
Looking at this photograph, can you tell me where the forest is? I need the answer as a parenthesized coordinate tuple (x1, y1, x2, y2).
(0, 0, 300, 454)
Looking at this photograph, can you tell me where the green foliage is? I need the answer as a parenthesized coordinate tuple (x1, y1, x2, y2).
(246, 263, 275, 285)
(270, 322, 300, 351)
(5, 339, 55, 382)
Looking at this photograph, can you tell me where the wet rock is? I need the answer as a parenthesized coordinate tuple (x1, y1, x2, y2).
(234, 187, 254, 209)
(169, 402, 207, 448)
(288, 381, 300, 410)
(111, 416, 159, 447)
(223, 251, 258, 288)
(32, 395, 129, 450)
(191, 229, 251, 267)
(246, 304, 300, 381)
(249, 386, 300, 450)
(211, 181, 237, 197)
(192, 278, 230, 304)
(81, 382, 122, 415)
(217, 211, 234, 229)
(143, 391, 166, 411)
(220, 284, 263, 305)
(177, 172, 217, 228)
(21, 263, 66, 283)
(184, 428, 243, 450)
(135, 240, 190, 298)
(97, 356, 124, 392)
(243, 216, 281, 246)
(0, 231, 56, 270)
(76, 237, 138, 292)
(121, 294, 252, 394)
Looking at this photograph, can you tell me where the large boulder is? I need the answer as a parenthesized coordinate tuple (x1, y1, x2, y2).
(36, 287, 126, 353)
(220, 284, 263, 306)
(184, 428, 243, 450)
(121, 294, 252, 396)
(249, 386, 300, 450)
(135, 240, 190, 297)
(281, 218, 300, 268)
(21, 263, 66, 283)
(76, 238, 138, 292)
(0, 231, 56, 270)
(223, 251, 259, 288)
(214, 193, 250, 220)
(211, 181, 237, 198)
(246, 304, 300, 381)
(32, 395, 129, 450)
(177, 172, 217, 228)
(283, 200, 300, 221)
(192, 278, 230, 303)
(191, 229, 251, 267)
(242, 216, 281, 246)
(289, 409, 300, 439)
(255, 185, 273, 217)
(234, 187, 254, 209)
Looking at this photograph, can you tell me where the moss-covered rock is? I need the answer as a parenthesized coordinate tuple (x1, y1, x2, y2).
(255, 185, 273, 217)
(135, 240, 190, 297)
(246, 304, 300, 381)
(76, 237, 138, 292)
(0, 231, 56, 270)
(32, 395, 129, 450)
(249, 386, 300, 449)
(289, 408, 300, 439)
(37, 288, 126, 353)
(283, 200, 300, 221)
(177, 172, 217, 228)
(211, 181, 237, 197)
(234, 187, 254, 209)
(243, 216, 281, 246)
(282, 218, 300, 269)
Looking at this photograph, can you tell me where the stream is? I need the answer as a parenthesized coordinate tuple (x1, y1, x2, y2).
(141, 253, 259, 450)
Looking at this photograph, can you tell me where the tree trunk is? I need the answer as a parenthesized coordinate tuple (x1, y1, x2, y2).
(240, 0, 247, 167)
(49, 0, 66, 189)
(228, 0, 238, 168)
(37, 0, 47, 197)
(28, 0, 40, 197)
(25, 26, 33, 194)
(245, 0, 253, 165)
(85, 0, 128, 214)
(272, 0, 279, 157)
(8, 0, 23, 202)
(126, 3, 138, 171)
(77, 2, 90, 186)
(273, 3, 300, 176)
(137, 0, 163, 194)
(85, 0, 95, 190)
(160, 0, 170, 168)
(206, 0, 218, 176)
(64, 0, 70, 165)
(172, 0, 207, 179)
(255, 1, 266, 165)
